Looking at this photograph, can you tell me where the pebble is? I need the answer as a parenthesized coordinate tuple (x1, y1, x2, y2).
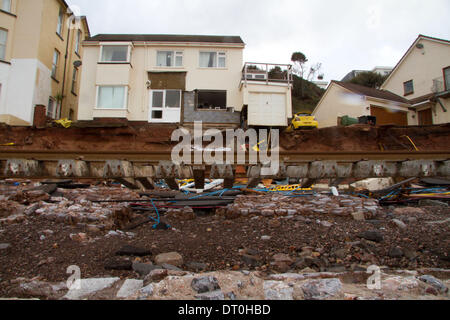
(191, 276, 221, 294)
(358, 230, 383, 243)
(154, 252, 184, 267)
(261, 236, 271, 241)
(418, 275, 448, 293)
(301, 278, 343, 300)
(392, 219, 407, 230)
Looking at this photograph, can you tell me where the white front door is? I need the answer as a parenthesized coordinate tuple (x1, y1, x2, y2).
(149, 90, 181, 123)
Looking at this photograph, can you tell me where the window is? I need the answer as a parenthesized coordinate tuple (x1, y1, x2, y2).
(47, 97, 60, 119)
(71, 68, 78, 93)
(150, 90, 181, 121)
(52, 50, 60, 79)
(100, 45, 129, 62)
(75, 30, 82, 54)
(199, 52, 226, 68)
(403, 80, 414, 96)
(0, 29, 7, 60)
(57, 7, 64, 36)
(196, 90, 227, 110)
(1, 0, 11, 12)
(97, 86, 127, 109)
(444, 67, 450, 91)
(156, 51, 183, 67)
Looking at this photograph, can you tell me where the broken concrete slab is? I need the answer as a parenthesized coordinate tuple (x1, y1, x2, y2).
(116, 279, 144, 298)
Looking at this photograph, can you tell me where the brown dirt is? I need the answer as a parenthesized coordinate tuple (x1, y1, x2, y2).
(0, 123, 449, 153)
(0, 199, 449, 298)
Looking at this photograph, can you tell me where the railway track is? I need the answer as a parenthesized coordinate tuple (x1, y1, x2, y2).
(0, 149, 449, 190)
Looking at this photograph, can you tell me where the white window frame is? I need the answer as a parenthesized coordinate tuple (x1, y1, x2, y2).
(75, 29, 82, 55)
(156, 50, 183, 68)
(0, 29, 7, 61)
(1, 0, 11, 12)
(149, 89, 182, 121)
(47, 97, 60, 119)
(95, 85, 128, 110)
(199, 51, 227, 69)
(52, 50, 60, 79)
(99, 44, 131, 63)
(57, 7, 64, 36)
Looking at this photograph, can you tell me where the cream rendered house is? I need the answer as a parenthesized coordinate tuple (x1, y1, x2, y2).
(381, 35, 450, 126)
(312, 81, 411, 128)
(0, 0, 90, 126)
(78, 34, 293, 127)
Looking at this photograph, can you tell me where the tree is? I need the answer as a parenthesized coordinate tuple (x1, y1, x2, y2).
(348, 71, 389, 89)
(291, 52, 308, 78)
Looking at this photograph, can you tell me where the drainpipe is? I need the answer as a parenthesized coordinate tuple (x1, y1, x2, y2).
(60, 15, 73, 119)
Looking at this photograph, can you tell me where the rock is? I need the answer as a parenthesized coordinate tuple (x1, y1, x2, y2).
(116, 245, 152, 257)
(301, 278, 343, 300)
(358, 230, 383, 243)
(418, 275, 448, 294)
(104, 260, 133, 271)
(147, 269, 168, 282)
(241, 254, 261, 267)
(272, 253, 294, 272)
(116, 279, 144, 298)
(403, 248, 418, 261)
(393, 207, 426, 215)
(382, 276, 419, 292)
(388, 247, 404, 258)
(138, 284, 154, 298)
(392, 219, 407, 230)
(132, 262, 162, 276)
(195, 290, 225, 300)
(186, 262, 208, 272)
(268, 219, 281, 228)
(16, 280, 66, 299)
(25, 203, 40, 216)
(154, 252, 183, 267)
(69, 233, 88, 243)
(418, 200, 448, 207)
(191, 276, 221, 294)
(320, 221, 333, 228)
(352, 211, 365, 221)
(162, 263, 183, 271)
(261, 209, 274, 217)
(263, 281, 294, 300)
(64, 278, 120, 300)
(261, 235, 271, 241)
(334, 249, 347, 259)
(0, 243, 11, 253)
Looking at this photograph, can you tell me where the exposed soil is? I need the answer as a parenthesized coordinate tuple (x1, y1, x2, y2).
(0, 123, 449, 152)
(0, 198, 449, 298)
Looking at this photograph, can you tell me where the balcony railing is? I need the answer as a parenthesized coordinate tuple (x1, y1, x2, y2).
(241, 62, 293, 87)
(431, 76, 450, 94)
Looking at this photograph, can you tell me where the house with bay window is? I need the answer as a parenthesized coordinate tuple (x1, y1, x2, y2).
(78, 34, 293, 128)
(0, 0, 90, 125)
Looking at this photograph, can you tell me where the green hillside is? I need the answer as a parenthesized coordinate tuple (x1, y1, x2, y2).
(291, 75, 325, 114)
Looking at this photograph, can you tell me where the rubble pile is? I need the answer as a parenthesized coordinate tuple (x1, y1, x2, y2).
(9, 269, 450, 300)
(0, 182, 140, 230)
(222, 194, 382, 220)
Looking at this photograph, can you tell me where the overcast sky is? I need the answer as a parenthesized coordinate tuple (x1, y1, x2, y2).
(66, 0, 450, 82)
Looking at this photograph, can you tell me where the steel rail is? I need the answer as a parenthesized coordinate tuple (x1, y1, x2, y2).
(0, 150, 449, 163)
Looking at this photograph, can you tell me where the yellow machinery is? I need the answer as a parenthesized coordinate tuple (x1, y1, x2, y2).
(289, 113, 319, 130)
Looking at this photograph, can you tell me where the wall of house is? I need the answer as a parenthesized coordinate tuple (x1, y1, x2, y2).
(433, 98, 450, 124)
(313, 83, 412, 128)
(183, 91, 240, 124)
(382, 38, 450, 100)
(78, 42, 244, 122)
(313, 83, 368, 128)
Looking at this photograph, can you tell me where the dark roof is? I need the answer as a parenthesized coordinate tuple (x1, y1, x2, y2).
(409, 93, 435, 105)
(333, 81, 410, 104)
(87, 34, 245, 44)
